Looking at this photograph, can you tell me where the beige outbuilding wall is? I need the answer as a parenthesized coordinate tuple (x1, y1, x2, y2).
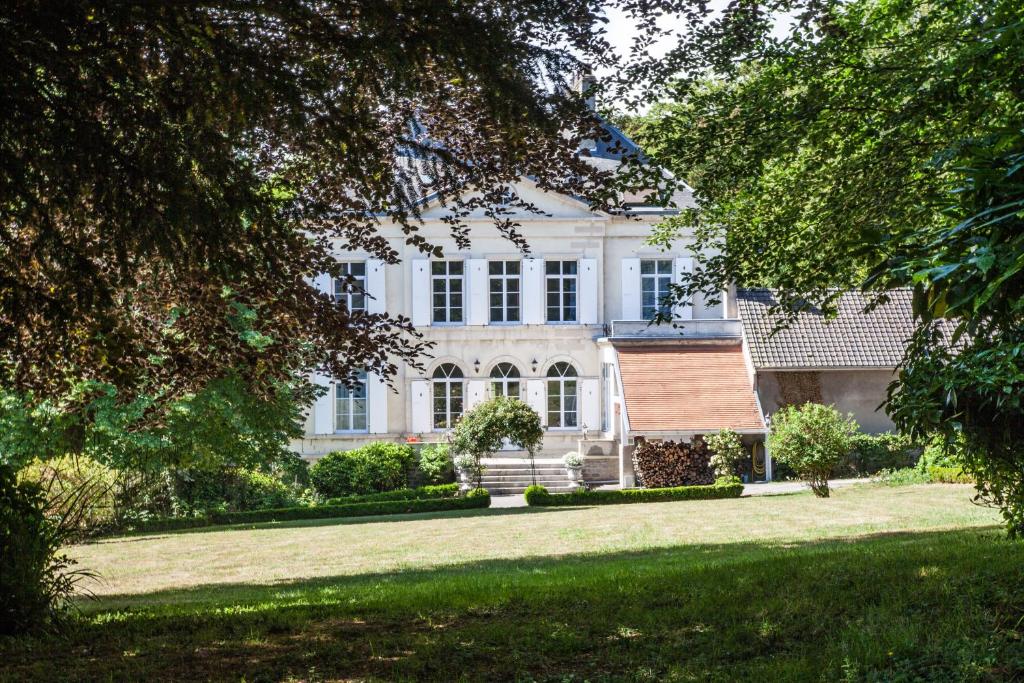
(756, 369, 898, 434)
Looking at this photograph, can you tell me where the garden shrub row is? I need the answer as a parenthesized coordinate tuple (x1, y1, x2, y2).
(524, 482, 743, 506)
(325, 483, 459, 505)
(928, 466, 973, 484)
(127, 488, 490, 534)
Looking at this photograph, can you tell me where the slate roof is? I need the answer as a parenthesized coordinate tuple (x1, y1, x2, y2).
(736, 289, 916, 369)
(616, 343, 766, 433)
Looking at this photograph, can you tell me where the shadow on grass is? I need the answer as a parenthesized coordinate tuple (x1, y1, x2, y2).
(7, 526, 1021, 682)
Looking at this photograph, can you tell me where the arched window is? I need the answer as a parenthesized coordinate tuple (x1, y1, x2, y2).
(489, 362, 521, 398)
(431, 363, 464, 429)
(335, 370, 367, 432)
(546, 362, 578, 429)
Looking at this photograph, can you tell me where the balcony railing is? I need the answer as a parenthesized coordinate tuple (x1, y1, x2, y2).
(608, 319, 743, 339)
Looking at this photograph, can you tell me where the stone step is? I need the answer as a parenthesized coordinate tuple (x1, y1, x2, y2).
(480, 473, 568, 481)
(480, 467, 566, 476)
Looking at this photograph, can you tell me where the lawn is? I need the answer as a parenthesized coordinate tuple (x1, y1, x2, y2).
(2, 484, 1023, 681)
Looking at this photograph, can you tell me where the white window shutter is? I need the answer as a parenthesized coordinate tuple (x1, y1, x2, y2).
(313, 373, 334, 435)
(525, 379, 546, 424)
(367, 372, 389, 434)
(411, 260, 430, 327)
(579, 258, 598, 324)
(466, 379, 488, 410)
(366, 259, 386, 314)
(410, 379, 432, 433)
(522, 258, 545, 325)
(580, 377, 601, 433)
(674, 256, 694, 320)
(467, 259, 488, 325)
(621, 258, 640, 320)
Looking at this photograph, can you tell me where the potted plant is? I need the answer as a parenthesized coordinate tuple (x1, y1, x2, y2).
(452, 454, 479, 490)
(563, 452, 585, 483)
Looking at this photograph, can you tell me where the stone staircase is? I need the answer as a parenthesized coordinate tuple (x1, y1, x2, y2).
(479, 457, 577, 495)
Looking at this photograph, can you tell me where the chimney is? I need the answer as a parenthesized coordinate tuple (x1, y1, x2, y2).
(575, 71, 597, 112)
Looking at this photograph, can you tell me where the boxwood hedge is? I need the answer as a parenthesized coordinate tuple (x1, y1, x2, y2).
(325, 483, 459, 506)
(126, 488, 489, 534)
(524, 482, 743, 506)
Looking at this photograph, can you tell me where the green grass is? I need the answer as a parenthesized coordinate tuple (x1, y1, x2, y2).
(2, 484, 1022, 681)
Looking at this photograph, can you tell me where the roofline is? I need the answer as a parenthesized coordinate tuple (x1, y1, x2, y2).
(628, 428, 768, 436)
(755, 365, 899, 372)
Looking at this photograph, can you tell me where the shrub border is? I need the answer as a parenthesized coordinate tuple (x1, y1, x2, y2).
(524, 483, 743, 506)
(125, 489, 489, 534)
(325, 483, 459, 505)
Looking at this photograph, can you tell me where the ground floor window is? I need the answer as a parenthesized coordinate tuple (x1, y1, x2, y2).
(335, 371, 367, 432)
(432, 363, 464, 429)
(546, 361, 578, 428)
(490, 362, 521, 398)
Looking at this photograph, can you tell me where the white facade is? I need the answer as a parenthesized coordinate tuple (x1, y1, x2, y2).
(295, 179, 731, 461)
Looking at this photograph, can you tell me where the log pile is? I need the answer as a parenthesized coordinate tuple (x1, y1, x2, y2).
(632, 438, 715, 488)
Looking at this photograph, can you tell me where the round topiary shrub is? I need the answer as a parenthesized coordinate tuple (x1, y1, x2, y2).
(523, 484, 549, 506)
(768, 403, 858, 497)
(632, 438, 714, 488)
(310, 442, 415, 498)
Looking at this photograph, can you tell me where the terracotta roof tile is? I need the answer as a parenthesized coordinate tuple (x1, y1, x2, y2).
(616, 344, 766, 433)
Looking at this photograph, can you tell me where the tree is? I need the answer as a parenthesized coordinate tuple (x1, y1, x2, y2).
(628, 0, 1024, 534)
(0, 1, 668, 424)
(449, 397, 543, 488)
(768, 404, 857, 497)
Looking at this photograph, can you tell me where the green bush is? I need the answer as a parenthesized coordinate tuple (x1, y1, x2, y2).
(19, 455, 118, 532)
(768, 403, 858, 497)
(1, 464, 91, 634)
(126, 491, 490, 534)
(326, 483, 459, 505)
(878, 467, 931, 486)
(523, 482, 743, 506)
(172, 467, 297, 513)
(417, 444, 454, 485)
(706, 429, 747, 479)
(917, 434, 967, 471)
(309, 442, 415, 498)
(928, 466, 973, 484)
(837, 432, 918, 477)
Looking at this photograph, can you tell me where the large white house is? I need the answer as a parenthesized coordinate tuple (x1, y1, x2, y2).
(294, 121, 771, 491)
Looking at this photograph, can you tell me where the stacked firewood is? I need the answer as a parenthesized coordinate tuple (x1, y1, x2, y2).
(632, 437, 715, 488)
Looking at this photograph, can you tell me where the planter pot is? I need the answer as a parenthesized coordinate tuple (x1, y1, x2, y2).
(457, 469, 474, 490)
(565, 466, 584, 483)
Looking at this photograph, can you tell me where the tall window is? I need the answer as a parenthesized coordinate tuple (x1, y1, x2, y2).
(431, 261, 464, 323)
(489, 362, 521, 398)
(545, 260, 577, 323)
(334, 262, 366, 313)
(641, 259, 673, 320)
(432, 363, 464, 429)
(335, 371, 367, 432)
(489, 261, 521, 323)
(546, 362, 578, 429)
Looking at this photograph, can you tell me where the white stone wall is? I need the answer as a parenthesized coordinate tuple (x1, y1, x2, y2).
(294, 182, 726, 458)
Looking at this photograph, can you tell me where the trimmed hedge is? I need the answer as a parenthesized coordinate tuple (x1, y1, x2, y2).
(524, 482, 743, 506)
(127, 489, 490, 534)
(325, 483, 459, 505)
(929, 466, 973, 484)
(309, 443, 415, 498)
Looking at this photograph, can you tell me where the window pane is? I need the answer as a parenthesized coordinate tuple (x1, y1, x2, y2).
(507, 278, 519, 292)
(658, 260, 672, 274)
(351, 293, 366, 311)
(490, 279, 502, 293)
(432, 279, 445, 293)
(489, 261, 502, 275)
(450, 261, 464, 275)
(640, 260, 655, 275)
(546, 261, 560, 275)
(547, 307, 559, 322)
(450, 279, 462, 294)
(351, 262, 366, 276)
(507, 306, 520, 322)
(565, 410, 578, 428)
(353, 412, 367, 431)
(546, 291, 560, 306)
(431, 262, 445, 275)
(490, 293, 503, 307)
(564, 306, 576, 322)
(564, 261, 578, 275)
(450, 307, 463, 323)
(507, 381, 520, 396)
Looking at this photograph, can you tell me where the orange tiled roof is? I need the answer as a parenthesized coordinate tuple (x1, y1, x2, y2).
(616, 344, 766, 433)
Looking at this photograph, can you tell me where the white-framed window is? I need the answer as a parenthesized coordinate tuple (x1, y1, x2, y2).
(641, 259, 673, 320)
(334, 262, 367, 313)
(431, 261, 464, 324)
(546, 361, 578, 429)
(489, 260, 521, 323)
(431, 363, 464, 430)
(335, 370, 367, 432)
(545, 260, 578, 323)
(489, 362, 521, 398)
